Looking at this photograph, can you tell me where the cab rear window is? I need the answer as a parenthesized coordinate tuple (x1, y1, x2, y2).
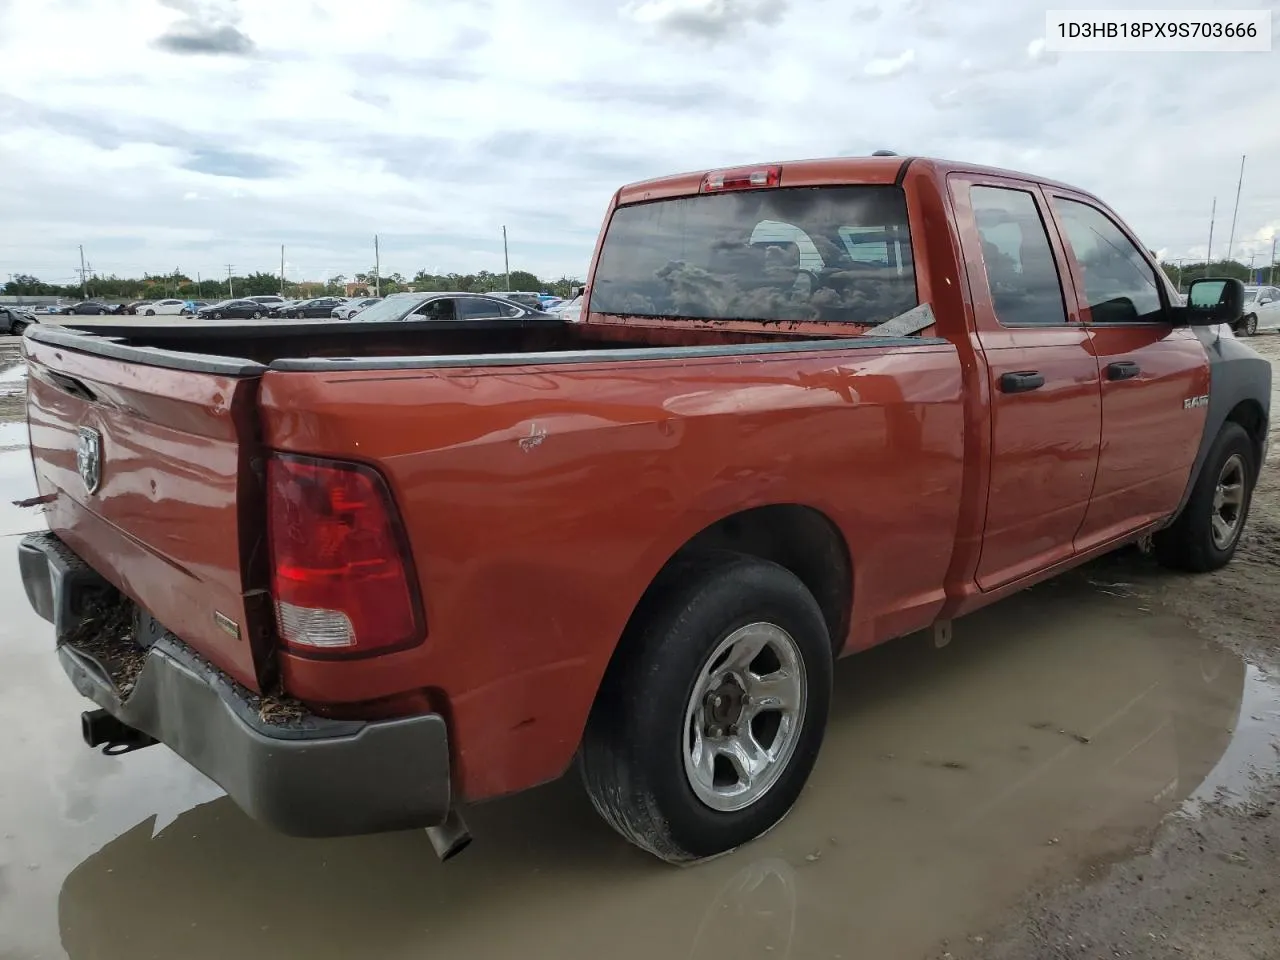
(590, 185, 917, 324)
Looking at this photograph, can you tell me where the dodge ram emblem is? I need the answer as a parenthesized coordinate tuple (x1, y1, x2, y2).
(77, 427, 102, 494)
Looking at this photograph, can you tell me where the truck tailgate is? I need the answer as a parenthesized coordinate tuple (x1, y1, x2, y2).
(23, 335, 272, 692)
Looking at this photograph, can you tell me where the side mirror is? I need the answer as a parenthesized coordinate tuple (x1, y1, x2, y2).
(1261, 296, 1274, 306)
(1183, 277, 1245, 327)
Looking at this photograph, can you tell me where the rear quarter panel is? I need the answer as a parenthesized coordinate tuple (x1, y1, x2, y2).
(259, 342, 966, 800)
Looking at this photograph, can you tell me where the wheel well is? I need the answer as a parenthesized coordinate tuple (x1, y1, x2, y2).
(631, 505, 853, 656)
(1226, 399, 1267, 475)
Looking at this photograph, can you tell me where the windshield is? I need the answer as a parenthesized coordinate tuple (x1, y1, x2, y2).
(350, 296, 427, 322)
(590, 185, 917, 324)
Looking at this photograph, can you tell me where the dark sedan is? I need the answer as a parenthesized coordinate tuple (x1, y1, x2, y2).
(61, 301, 113, 315)
(195, 299, 272, 320)
(348, 292, 554, 323)
(1, 306, 38, 335)
(272, 296, 347, 318)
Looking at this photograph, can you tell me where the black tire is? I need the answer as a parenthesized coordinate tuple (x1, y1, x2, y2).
(1241, 314, 1258, 337)
(144, 309, 155, 316)
(579, 553, 833, 863)
(252, 311, 262, 319)
(213, 312, 222, 320)
(1154, 422, 1255, 572)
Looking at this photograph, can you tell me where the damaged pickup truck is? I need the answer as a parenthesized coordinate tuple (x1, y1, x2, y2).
(17, 155, 1271, 864)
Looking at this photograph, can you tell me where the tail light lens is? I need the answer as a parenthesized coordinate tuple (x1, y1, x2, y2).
(267, 453, 424, 658)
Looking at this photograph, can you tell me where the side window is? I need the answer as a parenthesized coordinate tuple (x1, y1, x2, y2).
(969, 185, 1068, 326)
(1053, 198, 1163, 323)
(457, 297, 505, 320)
(414, 299, 456, 321)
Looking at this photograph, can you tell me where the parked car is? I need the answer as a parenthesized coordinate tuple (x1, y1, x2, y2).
(0, 306, 37, 335)
(121, 300, 152, 315)
(195, 299, 272, 320)
(490, 290, 543, 310)
(272, 297, 348, 319)
(60, 301, 112, 315)
(1235, 285, 1280, 336)
(184, 300, 210, 313)
(347, 292, 551, 322)
(16, 155, 1270, 867)
(246, 295, 287, 307)
(137, 299, 189, 317)
(331, 297, 382, 320)
(550, 294, 583, 321)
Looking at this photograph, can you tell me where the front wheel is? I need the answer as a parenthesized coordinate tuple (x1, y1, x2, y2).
(579, 554, 833, 863)
(1154, 422, 1256, 572)
(1241, 314, 1258, 336)
(252, 311, 262, 319)
(144, 309, 155, 316)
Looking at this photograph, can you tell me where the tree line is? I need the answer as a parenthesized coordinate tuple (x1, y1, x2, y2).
(2, 268, 583, 301)
(1160, 259, 1279, 290)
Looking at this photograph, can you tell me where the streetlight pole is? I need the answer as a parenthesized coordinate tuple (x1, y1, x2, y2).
(503, 226, 511, 291)
(1206, 197, 1216, 277)
(1226, 154, 1245, 264)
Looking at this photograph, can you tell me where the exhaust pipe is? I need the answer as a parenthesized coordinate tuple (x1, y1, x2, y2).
(425, 808, 472, 861)
(81, 709, 158, 755)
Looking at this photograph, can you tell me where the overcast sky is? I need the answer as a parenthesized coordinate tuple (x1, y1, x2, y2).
(1, 0, 1277, 286)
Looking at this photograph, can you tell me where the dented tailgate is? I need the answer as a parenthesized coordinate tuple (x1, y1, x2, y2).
(23, 333, 273, 692)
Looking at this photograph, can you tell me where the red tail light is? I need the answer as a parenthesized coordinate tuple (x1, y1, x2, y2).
(267, 454, 424, 658)
(700, 166, 782, 193)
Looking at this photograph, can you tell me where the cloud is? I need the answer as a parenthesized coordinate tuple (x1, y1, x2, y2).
(864, 48, 916, 78)
(155, 23, 254, 55)
(622, 0, 787, 39)
(154, 0, 254, 56)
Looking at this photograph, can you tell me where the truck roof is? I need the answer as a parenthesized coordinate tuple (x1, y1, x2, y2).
(615, 156, 1097, 206)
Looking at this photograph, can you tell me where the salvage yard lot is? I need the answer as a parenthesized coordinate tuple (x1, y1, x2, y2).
(0, 332, 1277, 960)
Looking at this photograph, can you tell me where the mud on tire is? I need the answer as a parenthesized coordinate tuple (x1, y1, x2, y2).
(1154, 421, 1256, 573)
(578, 553, 833, 863)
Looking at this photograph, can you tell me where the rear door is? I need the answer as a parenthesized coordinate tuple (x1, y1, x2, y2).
(1044, 191, 1210, 549)
(950, 175, 1103, 590)
(24, 335, 273, 690)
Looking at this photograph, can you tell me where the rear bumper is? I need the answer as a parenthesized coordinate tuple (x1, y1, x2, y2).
(18, 531, 453, 838)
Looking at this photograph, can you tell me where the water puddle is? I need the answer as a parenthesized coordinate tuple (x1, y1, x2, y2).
(2, 556, 1279, 959)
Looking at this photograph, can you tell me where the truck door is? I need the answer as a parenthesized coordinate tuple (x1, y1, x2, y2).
(950, 176, 1103, 591)
(1044, 192, 1211, 549)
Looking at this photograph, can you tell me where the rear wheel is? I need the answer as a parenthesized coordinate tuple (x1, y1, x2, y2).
(1241, 314, 1258, 336)
(144, 309, 155, 316)
(1154, 422, 1255, 572)
(579, 554, 833, 863)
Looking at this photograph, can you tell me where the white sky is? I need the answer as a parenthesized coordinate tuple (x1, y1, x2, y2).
(0, 0, 1277, 285)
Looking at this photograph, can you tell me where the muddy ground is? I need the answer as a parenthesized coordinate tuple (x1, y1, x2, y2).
(0, 332, 1278, 960)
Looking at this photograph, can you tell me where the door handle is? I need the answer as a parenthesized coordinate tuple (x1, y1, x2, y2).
(1106, 360, 1141, 381)
(999, 371, 1045, 394)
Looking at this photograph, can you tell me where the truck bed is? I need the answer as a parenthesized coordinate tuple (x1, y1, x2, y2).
(34, 314, 924, 371)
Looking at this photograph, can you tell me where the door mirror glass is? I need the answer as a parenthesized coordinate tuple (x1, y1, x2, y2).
(1185, 277, 1245, 326)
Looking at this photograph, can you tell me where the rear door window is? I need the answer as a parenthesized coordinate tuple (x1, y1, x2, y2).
(590, 185, 917, 324)
(969, 186, 1069, 326)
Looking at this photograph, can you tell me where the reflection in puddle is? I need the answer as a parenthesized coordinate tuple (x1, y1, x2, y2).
(28, 575, 1275, 960)
(0, 445, 42, 537)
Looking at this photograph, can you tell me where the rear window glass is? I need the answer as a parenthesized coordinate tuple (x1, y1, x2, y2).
(590, 185, 917, 324)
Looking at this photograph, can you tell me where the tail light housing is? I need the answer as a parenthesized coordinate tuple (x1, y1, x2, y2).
(700, 165, 782, 193)
(267, 453, 424, 658)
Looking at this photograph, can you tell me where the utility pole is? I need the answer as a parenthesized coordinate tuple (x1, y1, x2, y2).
(1206, 197, 1216, 276)
(1226, 154, 1245, 265)
(197, 271, 202, 297)
(503, 225, 511, 291)
(1270, 236, 1277, 285)
(226, 264, 235, 297)
(374, 235, 381, 297)
(280, 245, 286, 297)
(78, 245, 87, 298)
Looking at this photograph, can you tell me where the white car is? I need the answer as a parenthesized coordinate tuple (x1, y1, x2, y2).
(331, 297, 382, 320)
(139, 298, 189, 317)
(1236, 285, 1280, 336)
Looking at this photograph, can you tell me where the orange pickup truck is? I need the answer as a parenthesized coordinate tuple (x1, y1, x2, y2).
(18, 155, 1270, 864)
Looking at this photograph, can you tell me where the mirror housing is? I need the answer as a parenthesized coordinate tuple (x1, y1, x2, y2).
(1181, 277, 1245, 327)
